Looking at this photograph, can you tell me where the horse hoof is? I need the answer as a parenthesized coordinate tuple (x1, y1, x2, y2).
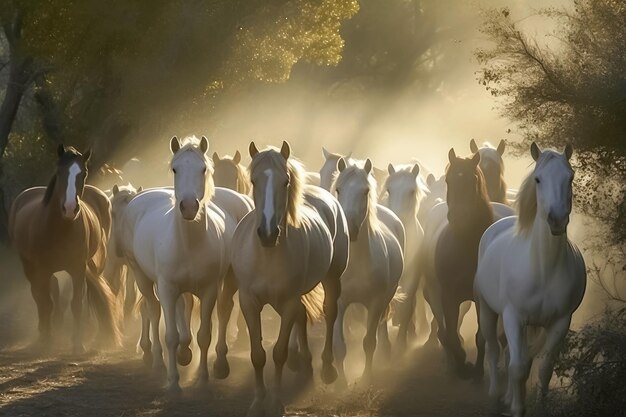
(265, 395, 285, 417)
(246, 398, 266, 417)
(321, 363, 338, 385)
(194, 374, 209, 388)
(165, 381, 182, 395)
(177, 346, 193, 366)
(213, 356, 231, 380)
(286, 349, 301, 372)
(72, 344, 86, 356)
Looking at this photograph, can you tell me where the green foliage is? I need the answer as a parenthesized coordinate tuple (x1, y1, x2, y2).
(537, 307, 626, 417)
(475, 1, 626, 246)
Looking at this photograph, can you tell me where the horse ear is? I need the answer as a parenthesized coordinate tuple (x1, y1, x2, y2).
(212, 152, 220, 164)
(471, 151, 481, 166)
(530, 142, 541, 161)
(57, 144, 65, 158)
(564, 143, 573, 160)
(470, 139, 479, 154)
(233, 150, 241, 164)
(322, 147, 331, 160)
(411, 164, 420, 177)
(200, 136, 209, 153)
(387, 163, 395, 175)
(280, 141, 290, 159)
(337, 157, 347, 172)
(170, 136, 181, 154)
(249, 141, 259, 158)
(497, 139, 506, 156)
(83, 148, 92, 162)
(137, 186, 143, 193)
(364, 159, 373, 174)
(427, 173, 435, 187)
(112, 184, 119, 195)
(448, 148, 457, 164)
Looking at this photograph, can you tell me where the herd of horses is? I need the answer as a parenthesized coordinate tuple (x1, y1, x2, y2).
(6, 137, 586, 417)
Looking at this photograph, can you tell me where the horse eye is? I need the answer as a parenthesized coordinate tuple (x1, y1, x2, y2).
(535, 177, 540, 184)
(173, 168, 177, 174)
(202, 167, 207, 174)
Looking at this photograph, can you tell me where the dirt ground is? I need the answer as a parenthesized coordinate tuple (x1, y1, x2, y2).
(0, 246, 492, 417)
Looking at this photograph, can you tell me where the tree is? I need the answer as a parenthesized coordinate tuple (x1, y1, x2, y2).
(475, 1, 626, 247)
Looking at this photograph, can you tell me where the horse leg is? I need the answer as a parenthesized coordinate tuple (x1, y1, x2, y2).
(50, 275, 63, 328)
(442, 296, 470, 378)
(423, 284, 445, 349)
(479, 299, 500, 400)
(320, 276, 340, 384)
(457, 300, 472, 346)
(538, 317, 570, 397)
(233, 296, 249, 351)
(135, 271, 164, 370)
(239, 290, 266, 417)
(214, 271, 238, 379)
(377, 318, 392, 361)
(502, 308, 530, 417)
(196, 284, 218, 385)
(268, 298, 299, 417)
(156, 281, 181, 392)
(413, 282, 429, 341)
(68, 266, 87, 354)
(360, 300, 386, 383)
(474, 300, 485, 381)
(27, 267, 53, 346)
(176, 293, 193, 366)
(292, 303, 313, 379)
(333, 300, 348, 389)
(138, 299, 152, 366)
(397, 276, 419, 353)
(124, 265, 138, 319)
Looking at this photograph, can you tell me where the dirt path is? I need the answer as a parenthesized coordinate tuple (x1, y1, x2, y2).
(0, 247, 490, 417)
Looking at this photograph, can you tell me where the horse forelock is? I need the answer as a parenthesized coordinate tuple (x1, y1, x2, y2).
(250, 149, 305, 227)
(335, 164, 380, 231)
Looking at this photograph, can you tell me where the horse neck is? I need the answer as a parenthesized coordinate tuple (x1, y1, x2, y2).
(448, 194, 493, 237)
(529, 214, 568, 274)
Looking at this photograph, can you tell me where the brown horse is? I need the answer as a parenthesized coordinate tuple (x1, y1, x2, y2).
(9, 145, 121, 353)
(423, 148, 494, 378)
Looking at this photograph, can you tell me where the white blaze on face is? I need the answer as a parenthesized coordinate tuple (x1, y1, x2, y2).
(263, 168, 274, 231)
(64, 162, 81, 217)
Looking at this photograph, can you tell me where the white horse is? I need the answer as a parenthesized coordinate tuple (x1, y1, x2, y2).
(381, 163, 426, 351)
(333, 158, 404, 385)
(419, 173, 446, 223)
(232, 141, 348, 417)
(105, 184, 142, 320)
(320, 147, 352, 191)
(475, 143, 586, 417)
(118, 136, 251, 391)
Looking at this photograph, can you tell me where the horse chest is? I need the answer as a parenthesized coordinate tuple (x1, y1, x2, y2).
(435, 228, 480, 294)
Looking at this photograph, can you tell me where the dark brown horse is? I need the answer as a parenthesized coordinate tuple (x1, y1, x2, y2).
(9, 145, 121, 353)
(423, 148, 494, 378)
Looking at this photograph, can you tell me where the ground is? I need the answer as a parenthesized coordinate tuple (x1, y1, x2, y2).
(0, 246, 490, 417)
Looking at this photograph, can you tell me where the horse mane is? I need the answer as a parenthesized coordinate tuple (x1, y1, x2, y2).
(516, 151, 561, 235)
(334, 163, 380, 231)
(235, 161, 251, 195)
(250, 148, 305, 228)
(43, 175, 56, 205)
(171, 136, 215, 201)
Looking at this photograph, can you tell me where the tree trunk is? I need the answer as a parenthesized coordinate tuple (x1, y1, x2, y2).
(0, 57, 35, 241)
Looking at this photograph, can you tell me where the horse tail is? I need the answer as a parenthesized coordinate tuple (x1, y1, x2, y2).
(86, 268, 122, 347)
(301, 283, 325, 323)
(385, 286, 407, 321)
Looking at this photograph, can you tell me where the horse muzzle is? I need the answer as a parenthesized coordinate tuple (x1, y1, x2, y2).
(63, 200, 80, 220)
(257, 226, 280, 247)
(179, 198, 200, 221)
(547, 211, 569, 236)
